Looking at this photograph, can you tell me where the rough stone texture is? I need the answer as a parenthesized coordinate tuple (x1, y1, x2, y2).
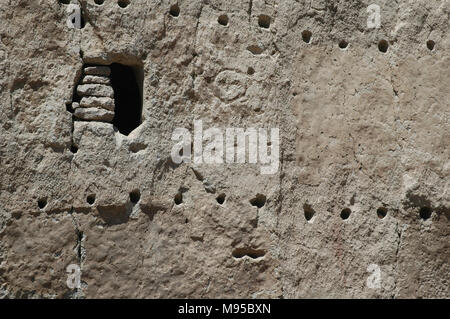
(84, 66, 111, 77)
(0, 0, 448, 299)
(74, 107, 114, 122)
(80, 96, 115, 111)
(77, 84, 114, 98)
(81, 75, 111, 85)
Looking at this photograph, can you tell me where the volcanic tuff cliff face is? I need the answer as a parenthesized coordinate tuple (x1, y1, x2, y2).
(0, 0, 448, 298)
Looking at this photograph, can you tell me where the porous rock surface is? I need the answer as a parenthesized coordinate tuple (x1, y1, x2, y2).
(0, 0, 448, 298)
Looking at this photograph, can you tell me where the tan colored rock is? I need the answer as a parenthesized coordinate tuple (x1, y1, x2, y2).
(80, 96, 115, 111)
(81, 75, 111, 85)
(0, 0, 448, 299)
(77, 84, 114, 98)
(84, 66, 111, 76)
(74, 107, 114, 122)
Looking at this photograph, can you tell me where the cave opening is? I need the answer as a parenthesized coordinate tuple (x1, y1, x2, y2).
(110, 63, 143, 136)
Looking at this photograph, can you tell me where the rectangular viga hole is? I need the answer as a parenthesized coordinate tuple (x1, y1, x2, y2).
(110, 63, 143, 136)
(232, 247, 266, 259)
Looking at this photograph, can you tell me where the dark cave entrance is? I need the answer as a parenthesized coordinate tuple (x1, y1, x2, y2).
(110, 63, 143, 136)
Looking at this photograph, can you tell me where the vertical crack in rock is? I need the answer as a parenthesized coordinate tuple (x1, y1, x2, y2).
(276, 148, 284, 230)
(392, 221, 403, 298)
(67, 208, 86, 297)
(192, 1, 205, 54)
(69, 209, 85, 266)
(76, 229, 84, 264)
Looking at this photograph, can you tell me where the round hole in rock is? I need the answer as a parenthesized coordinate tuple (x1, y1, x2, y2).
(70, 145, 78, 153)
(174, 192, 183, 205)
(86, 194, 96, 205)
(426, 40, 435, 51)
(118, 0, 130, 8)
(378, 39, 389, 53)
(339, 40, 348, 49)
(303, 204, 315, 221)
(178, 146, 184, 157)
(59, 0, 70, 4)
(169, 4, 180, 17)
(247, 67, 255, 75)
(419, 207, 431, 220)
(250, 194, 266, 208)
(258, 14, 271, 28)
(340, 208, 351, 220)
(110, 63, 143, 136)
(302, 30, 312, 44)
(95, 0, 105, 5)
(129, 190, 141, 204)
(216, 193, 226, 205)
(377, 207, 387, 219)
(218, 14, 228, 26)
(38, 198, 47, 209)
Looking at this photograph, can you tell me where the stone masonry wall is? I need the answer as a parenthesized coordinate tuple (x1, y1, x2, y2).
(0, 0, 448, 298)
